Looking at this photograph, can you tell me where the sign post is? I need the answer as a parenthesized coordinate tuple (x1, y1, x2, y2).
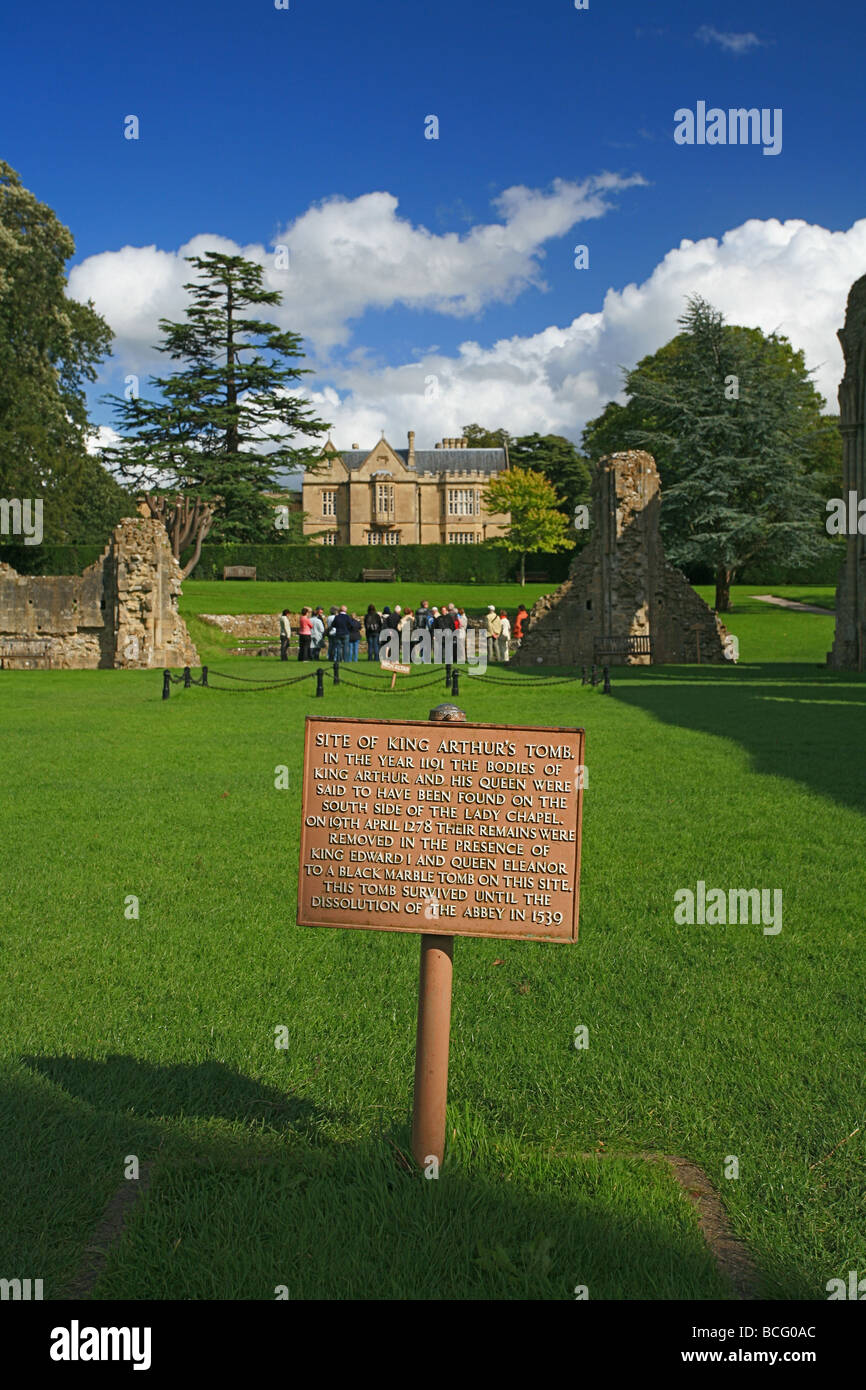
(297, 702, 584, 1172)
(411, 933, 454, 1169)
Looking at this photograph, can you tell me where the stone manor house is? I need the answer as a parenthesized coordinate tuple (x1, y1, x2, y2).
(299, 432, 510, 546)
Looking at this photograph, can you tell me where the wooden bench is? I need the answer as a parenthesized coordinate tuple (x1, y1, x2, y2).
(223, 566, 256, 580)
(525, 571, 549, 583)
(361, 567, 396, 582)
(593, 634, 653, 662)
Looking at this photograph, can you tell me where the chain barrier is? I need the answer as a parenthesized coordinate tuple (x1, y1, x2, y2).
(462, 670, 582, 686)
(204, 678, 318, 693)
(205, 669, 316, 684)
(165, 664, 598, 698)
(336, 673, 446, 693)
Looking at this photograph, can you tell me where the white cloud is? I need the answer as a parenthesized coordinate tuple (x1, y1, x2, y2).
(695, 25, 766, 54)
(68, 176, 646, 365)
(86, 424, 121, 455)
(286, 217, 866, 452)
(71, 193, 866, 459)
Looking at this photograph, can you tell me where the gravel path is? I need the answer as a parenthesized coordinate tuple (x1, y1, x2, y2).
(752, 594, 836, 616)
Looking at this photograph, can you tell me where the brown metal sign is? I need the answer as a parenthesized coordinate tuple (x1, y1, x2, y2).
(297, 716, 584, 942)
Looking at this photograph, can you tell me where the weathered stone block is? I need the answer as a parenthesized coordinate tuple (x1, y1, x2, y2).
(0, 518, 198, 670)
(514, 451, 728, 667)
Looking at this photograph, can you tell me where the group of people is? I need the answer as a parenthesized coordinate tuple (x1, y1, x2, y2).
(279, 600, 530, 662)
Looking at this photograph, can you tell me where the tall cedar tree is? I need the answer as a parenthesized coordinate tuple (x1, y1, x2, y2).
(582, 296, 836, 609)
(104, 252, 331, 545)
(0, 161, 126, 544)
(482, 466, 573, 586)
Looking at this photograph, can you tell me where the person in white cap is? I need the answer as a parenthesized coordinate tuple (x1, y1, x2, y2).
(485, 603, 501, 663)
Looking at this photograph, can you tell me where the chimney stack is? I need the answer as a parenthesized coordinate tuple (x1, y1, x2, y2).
(351, 442, 359, 450)
(408, 429, 416, 466)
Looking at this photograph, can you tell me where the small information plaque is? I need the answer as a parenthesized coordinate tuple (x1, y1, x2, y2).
(297, 716, 584, 942)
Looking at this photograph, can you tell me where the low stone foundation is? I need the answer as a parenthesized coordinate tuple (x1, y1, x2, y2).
(0, 518, 198, 670)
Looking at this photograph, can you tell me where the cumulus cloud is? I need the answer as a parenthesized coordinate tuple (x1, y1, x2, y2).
(68, 175, 646, 365)
(695, 25, 766, 54)
(285, 217, 866, 453)
(71, 190, 866, 463)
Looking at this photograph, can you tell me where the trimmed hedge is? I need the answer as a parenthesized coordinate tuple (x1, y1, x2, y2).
(0, 543, 106, 575)
(180, 543, 576, 585)
(0, 538, 842, 588)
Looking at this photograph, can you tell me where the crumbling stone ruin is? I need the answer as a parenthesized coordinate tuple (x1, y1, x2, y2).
(0, 517, 198, 670)
(828, 274, 866, 669)
(515, 451, 729, 666)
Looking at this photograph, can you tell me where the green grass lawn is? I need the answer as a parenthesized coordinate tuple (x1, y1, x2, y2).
(182, 579, 556, 621)
(1, 587, 863, 1300)
(182, 581, 838, 666)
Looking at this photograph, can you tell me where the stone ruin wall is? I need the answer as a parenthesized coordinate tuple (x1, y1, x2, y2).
(0, 517, 198, 670)
(828, 273, 866, 669)
(515, 450, 729, 667)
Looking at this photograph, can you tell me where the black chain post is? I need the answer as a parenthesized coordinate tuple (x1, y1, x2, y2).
(581, 665, 588, 686)
(183, 665, 191, 688)
(590, 663, 598, 686)
(316, 668, 324, 697)
(333, 660, 340, 685)
(451, 669, 459, 697)
(162, 670, 171, 700)
(444, 663, 452, 688)
(603, 665, 611, 694)
(201, 666, 208, 687)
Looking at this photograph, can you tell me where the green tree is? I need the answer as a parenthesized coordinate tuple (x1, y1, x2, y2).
(0, 160, 116, 537)
(483, 466, 573, 586)
(509, 433, 592, 523)
(104, 251, 332, 556)
(462, 423, 513, 450)
(582, 297, 834, 610)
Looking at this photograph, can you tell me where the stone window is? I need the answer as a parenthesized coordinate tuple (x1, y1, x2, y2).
(321, 532, 336, 545)
(448, 488, 478, 516)
(448, 532, 477, 544)
(322, 490, 336, 517)
(376, 483, 394, 513)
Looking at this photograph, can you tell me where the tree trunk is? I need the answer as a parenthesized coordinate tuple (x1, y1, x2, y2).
(181, 520, 210, 579)
(520, 553, 526, 587)
(715, 567, 732, 612)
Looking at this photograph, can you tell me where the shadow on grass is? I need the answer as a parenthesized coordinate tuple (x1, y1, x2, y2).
(22, 1053, 337, 1136)
(2, 1054, 754, 1300)
(608, 663, 866, 816)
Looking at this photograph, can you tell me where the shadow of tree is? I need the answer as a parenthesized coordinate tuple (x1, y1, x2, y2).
(609, 664, 866, 815)
(1, 1054, 758, 1301)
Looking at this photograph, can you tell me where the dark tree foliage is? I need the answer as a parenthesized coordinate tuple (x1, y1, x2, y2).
(104, 252, 331, 545)
(582, 296, 835, 609)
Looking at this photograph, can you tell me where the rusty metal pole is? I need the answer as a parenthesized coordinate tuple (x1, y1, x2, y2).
(411, 933, 454, 1170)
(410, 701, 465, 1173)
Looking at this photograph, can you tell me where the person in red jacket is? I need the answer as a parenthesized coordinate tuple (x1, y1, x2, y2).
(513, 604, 529, 645)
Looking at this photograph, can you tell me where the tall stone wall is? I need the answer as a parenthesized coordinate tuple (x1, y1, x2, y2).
(0, 518, 198, 670)
(828, 274, 866, 669)
(515, 451, 729, 667)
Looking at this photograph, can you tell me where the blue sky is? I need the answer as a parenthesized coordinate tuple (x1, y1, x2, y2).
(2, 0, 864, 453)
